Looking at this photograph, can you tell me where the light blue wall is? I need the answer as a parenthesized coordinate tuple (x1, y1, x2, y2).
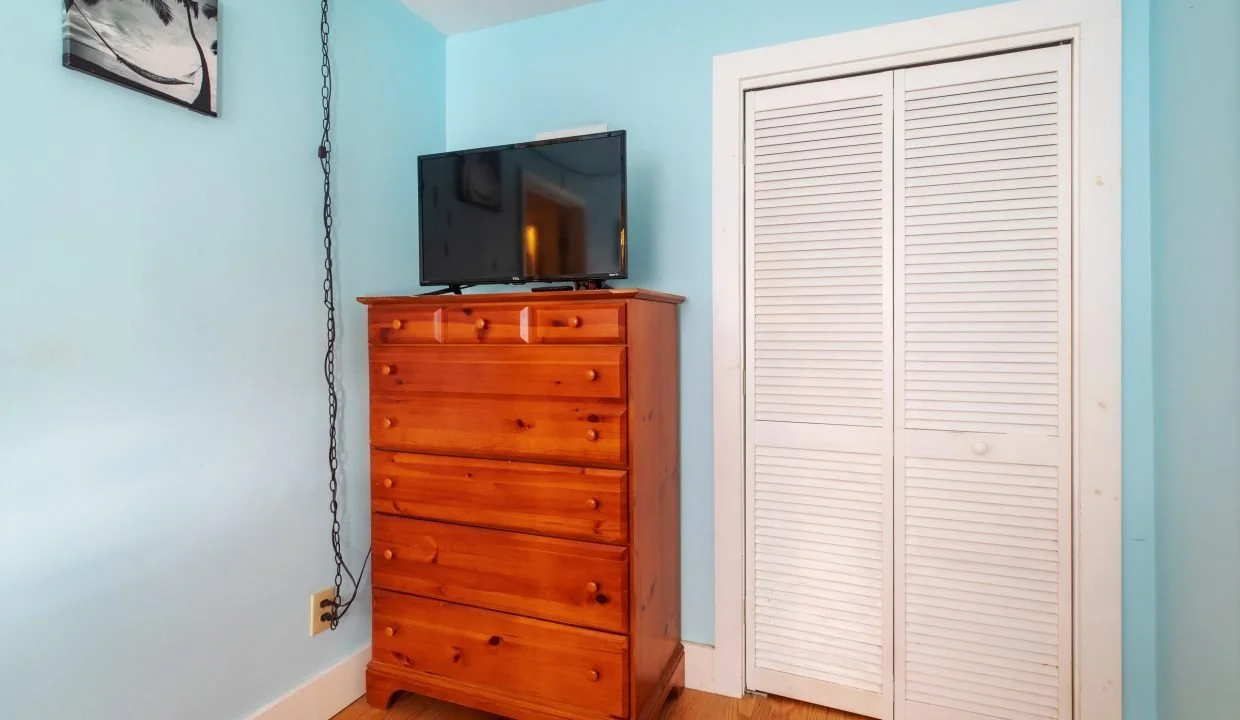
(0, 1, 444, 718)
(446, 0, 1158, 717)
(1151, 1, 1240, 718)
(1122, 0, 1159, 715)
(447, 0, 1001, 644)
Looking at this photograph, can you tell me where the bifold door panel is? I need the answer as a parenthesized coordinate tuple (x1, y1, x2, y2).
(744, 44, 1073, 720)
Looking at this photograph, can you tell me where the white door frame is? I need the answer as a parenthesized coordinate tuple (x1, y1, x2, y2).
(710, 2, 1123, 718)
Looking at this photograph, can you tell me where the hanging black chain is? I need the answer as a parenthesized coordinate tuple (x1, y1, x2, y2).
(320, 0, 370, 629)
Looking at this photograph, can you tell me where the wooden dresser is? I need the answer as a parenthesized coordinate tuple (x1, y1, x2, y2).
(358, 289, 685, 720)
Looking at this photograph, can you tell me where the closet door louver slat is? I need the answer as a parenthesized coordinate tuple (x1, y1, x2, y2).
(894, 46, 1073, 720)
(746, 73, 895, 720)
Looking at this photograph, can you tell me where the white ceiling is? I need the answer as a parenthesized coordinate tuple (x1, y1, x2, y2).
(400, 0, 601, 35)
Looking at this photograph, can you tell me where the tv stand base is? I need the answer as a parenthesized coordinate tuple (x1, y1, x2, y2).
(419, 284, 475, 296)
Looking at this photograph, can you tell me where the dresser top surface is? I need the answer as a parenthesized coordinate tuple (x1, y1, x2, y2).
(358, 288, 685, 307)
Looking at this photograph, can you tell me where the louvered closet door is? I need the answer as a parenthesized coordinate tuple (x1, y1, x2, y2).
(893, 46, 1073, 720)
(745, 72, 894, 720)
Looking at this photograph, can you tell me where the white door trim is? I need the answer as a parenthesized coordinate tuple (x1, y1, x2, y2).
(710, 3, 1122, 718)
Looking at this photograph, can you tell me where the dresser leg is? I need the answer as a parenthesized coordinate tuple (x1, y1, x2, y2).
(667, 648, 686, 700)
(365, 665, 403, 710)
(641, 646, 686, 720)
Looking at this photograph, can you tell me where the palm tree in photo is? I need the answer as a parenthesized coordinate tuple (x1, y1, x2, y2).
(66, 0, 215, 113)
(206, 5, 218, 58)
(177, 0, 215, 113)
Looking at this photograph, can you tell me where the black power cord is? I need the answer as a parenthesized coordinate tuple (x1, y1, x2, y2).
(319, 0, 370, 629)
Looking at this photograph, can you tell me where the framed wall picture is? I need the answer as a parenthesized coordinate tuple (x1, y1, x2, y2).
(63, 0, 219, 117)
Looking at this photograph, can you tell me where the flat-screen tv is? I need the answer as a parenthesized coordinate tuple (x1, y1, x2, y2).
(418, 131, 628, 287)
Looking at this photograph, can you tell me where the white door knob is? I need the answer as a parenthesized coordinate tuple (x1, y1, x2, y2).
(972, 441, 990, 456)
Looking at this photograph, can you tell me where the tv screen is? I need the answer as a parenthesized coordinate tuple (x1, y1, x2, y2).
(418, 131, 628, 286)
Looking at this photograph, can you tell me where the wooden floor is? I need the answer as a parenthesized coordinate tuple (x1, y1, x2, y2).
(334, 689, 870, 720)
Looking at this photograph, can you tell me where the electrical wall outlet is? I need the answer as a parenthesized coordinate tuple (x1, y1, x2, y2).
(310, 587, 337, 637)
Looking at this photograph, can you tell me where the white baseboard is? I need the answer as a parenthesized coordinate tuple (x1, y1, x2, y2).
(684, 641, 718, 695)
(248, 645, 370, 720)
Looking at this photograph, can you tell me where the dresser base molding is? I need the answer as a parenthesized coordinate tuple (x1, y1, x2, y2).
(638, 645, 686, 720)
(366, 645, 684, 720)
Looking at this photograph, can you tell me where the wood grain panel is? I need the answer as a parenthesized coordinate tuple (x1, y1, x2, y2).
(371, 590, 629, 718)
(373, 515, 629, 632)
(359, 290, 685, 720)
(626, 299, 684, 720)
(369, 345, 626, 400)
(371, 395, 627, 468)
(370, 306, 444, 345)
(365, 664, 615, 720)
(372, 452, 629, 544)
(442, 305, 530, 344)
(530, 303, 627, 344)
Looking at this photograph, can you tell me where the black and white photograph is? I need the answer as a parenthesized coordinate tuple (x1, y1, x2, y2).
(63, 0, 219, 117)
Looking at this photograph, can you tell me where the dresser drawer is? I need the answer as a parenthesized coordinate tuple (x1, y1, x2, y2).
(369, 345, 626, 400)
(443, 304, 529, 344)
(371, 396, 627, 467)
(373, 515, 628, 632)
(369, 306, 443, 345)
(373, 590, 629, 718)
(530, 303, 626, 344)
(372, 453, 628, 544)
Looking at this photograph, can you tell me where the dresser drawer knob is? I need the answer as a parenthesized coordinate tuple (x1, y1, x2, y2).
(585, 369, 598, 381)
(380, 365, 394, 376)
(382, 418, 394, 429)
(391, 319, 403, 330)
(383, 478, 394, 489)
(586, 581, 599, 593)
(383, 549, 394, 561)
(586, 429, 599, 442)
(587, 669, 600, 682)
(475, 318, 488, 330)
(569, 316, 582, 328)
(384, 626, 396, 637)
(586, 497, 599, 510)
